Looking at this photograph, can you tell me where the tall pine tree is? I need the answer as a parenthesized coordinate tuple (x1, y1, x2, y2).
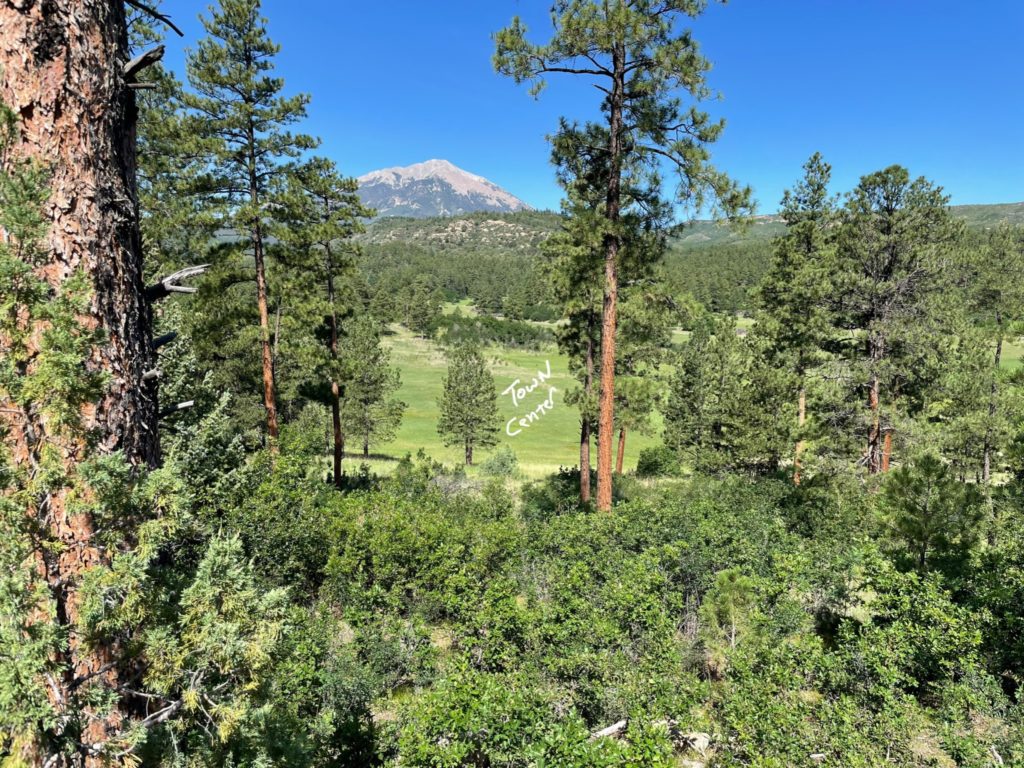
(183, 0, 317, 446)
(495, 0, 751, 509)
(756, 153, 836, 483)
(834, 166, 963, 473)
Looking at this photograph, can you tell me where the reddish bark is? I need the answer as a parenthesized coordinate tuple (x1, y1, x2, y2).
(251, 202, 279, 446)
(580, 314, 595, 503)
(881, 430, 892, 473)
(596, 42, 626, 512)
(615, 427, 626, 475)
(0, 0, 156, 762)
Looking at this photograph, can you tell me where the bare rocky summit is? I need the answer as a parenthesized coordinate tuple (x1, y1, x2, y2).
(357, 159, 532, 218)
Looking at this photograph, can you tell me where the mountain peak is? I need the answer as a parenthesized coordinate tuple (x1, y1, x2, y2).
(358, 159, 531, 219)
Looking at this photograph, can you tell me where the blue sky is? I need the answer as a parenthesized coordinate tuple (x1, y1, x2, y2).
(157, 1, 1024, 214)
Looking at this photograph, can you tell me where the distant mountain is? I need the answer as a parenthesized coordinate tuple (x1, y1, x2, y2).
(357, 159, 532, 218)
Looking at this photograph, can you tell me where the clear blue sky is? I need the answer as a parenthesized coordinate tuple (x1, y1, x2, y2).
(158, 1, 1024, 214)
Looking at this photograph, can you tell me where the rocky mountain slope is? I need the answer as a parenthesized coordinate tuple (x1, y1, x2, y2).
(357, 159, 532, 218)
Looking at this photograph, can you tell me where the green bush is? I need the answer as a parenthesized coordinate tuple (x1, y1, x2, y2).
(635, 445, 681, 477)
(479, 445, 520, 478)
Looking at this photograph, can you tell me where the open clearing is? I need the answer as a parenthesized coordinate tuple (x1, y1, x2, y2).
(341, 325, 658, 478)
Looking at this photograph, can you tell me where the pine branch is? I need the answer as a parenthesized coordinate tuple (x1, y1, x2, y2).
(124, 0, 184, 37)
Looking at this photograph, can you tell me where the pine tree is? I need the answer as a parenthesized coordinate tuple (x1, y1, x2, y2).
(437, 344, 500, 465)
(969, 224, 1024, 484)
(542, 120, 671, 501)
(340, 316, 406, 459)
(406, 277, 442, 337)
(756, 153, 836, 483)
(182, 0, 317, 446)
(664, 314, 746, 473)
(0, 0, 161, 754)
(834, 166, 963, 473)
(495, 0, 752, 510)
(279, 157, 373, 485)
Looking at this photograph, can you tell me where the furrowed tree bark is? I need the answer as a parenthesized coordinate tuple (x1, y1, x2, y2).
(0, 0, 157, 763)
(596, 42, 625, 512)
(326, 268, 344, 488)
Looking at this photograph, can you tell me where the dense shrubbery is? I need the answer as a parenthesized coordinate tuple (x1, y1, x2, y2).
(136, 448, 1007, 766)
(636, 445, 682, 477)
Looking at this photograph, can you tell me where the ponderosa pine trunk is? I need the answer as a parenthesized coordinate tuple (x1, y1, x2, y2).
(580, 313, 595, 503)
(0, 1, 157, 762)
(596, 42, 625, 512)
(327, 269, 344, 488)
(615, 427, 626, 475)
(247, 127, 279, 446)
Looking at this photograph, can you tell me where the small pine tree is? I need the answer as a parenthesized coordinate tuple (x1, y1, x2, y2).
(341, 316, 406, 458)
(437, 344, 499, 465)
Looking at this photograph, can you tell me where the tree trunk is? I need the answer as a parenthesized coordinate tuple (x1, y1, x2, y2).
(0, 1, 156, 762)
(615, 427, 626, 475)
(867, 374, 881, 473)
(465, 440, 473, 466)
(580, 312, 595, 503)
(793, 385, 806, 485)
(881, 430, 892, 473)
(363, 437, 369, 458)
(248, 126, 278, 446)
(327, 267, 344, 488)
(331, 393, 344, 485)
(596, 42, 625, 512)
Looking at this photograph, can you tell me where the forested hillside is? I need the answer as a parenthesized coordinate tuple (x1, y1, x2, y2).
(2, 1, 1023, 767)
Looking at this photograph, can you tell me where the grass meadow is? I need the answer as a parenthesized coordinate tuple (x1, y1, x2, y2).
(340, 303, 1024, 479)
(341, 324, 658, 479)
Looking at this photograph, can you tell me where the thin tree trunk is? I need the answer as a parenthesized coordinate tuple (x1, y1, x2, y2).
(596, 42, 625, 512)
(794, 385, 806, 485)
(615, 427, 626, 475)
(580, 313, 595, 503)
(0, 2, 156, 763)
(466, 440, 473, 466)
(326, 267, 344, 488)
(363, 437, 369, 458)
(867, 374, 881, 473)
(881, 430, 892, 473)
(248, 126, 278, 445)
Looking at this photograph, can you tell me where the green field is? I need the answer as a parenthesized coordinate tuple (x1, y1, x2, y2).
(342, 325, 657, 478)
(1002, 338, 1024, 371)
